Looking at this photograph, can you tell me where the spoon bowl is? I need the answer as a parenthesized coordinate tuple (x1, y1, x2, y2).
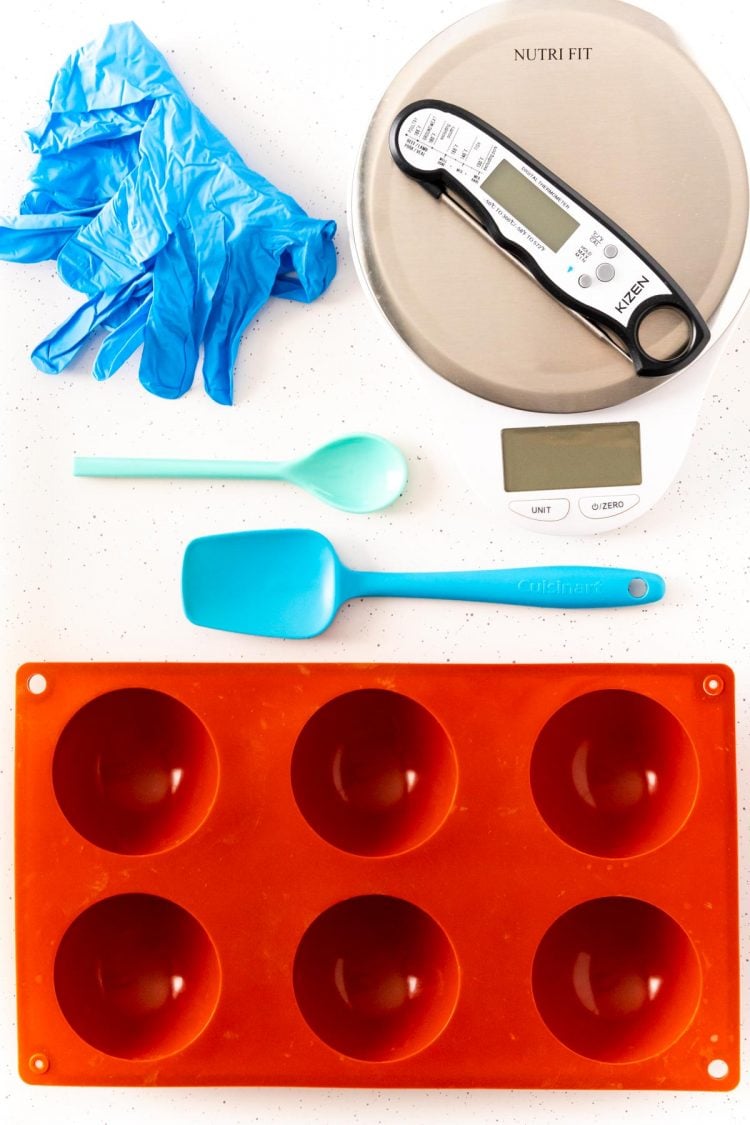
(286, 435, 408, 513)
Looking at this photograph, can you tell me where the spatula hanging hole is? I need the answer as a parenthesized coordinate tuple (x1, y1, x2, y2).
(707, 1058, 729, 1080)
(702, 675, 724, 697)
(628, 578, 648, 599)
(27, 673, 47, 695)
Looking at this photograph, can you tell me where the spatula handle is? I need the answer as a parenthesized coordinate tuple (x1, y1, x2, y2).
(349, 566, 664, 608)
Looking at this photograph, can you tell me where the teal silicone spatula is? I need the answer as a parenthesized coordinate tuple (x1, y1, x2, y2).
(182, 529, 665, 638)
(74, 434, 407, 514)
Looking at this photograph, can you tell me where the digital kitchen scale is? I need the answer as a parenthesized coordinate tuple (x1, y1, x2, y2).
(351, 0, 750, 534)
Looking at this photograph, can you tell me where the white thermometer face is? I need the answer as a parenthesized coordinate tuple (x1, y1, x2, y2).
(390, 101, 710, 378)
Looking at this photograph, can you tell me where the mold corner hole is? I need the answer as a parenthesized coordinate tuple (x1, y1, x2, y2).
(29, 1052, 49, 1074)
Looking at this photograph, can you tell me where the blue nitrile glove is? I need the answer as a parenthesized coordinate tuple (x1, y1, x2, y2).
(0, 23, 337, 403)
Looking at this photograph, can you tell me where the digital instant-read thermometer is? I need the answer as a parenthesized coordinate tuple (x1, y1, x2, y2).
(352, 0, 750, 535)
(389, 100, 709, 379)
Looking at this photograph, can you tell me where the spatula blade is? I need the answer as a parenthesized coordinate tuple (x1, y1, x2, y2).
(182, 530, 339, 639)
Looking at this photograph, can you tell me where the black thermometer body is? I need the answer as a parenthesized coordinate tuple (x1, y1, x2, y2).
(389, 101, 709, 377)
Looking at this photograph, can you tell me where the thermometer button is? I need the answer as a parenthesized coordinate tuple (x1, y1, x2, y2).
(603, 244, 619, 259)
(579, 494, 640, 519)
(595, 261, 616, 282)
(510, 499, 570, 522)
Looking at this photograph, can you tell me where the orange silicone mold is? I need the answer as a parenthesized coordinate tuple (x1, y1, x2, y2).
(14, 663, 738, 1089)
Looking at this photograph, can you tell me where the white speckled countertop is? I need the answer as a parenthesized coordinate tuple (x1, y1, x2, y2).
(0, 0, 748, 1121)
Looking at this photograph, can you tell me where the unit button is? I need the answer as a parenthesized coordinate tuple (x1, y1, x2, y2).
(603, 244, 618, 259)
(579, 494, 640, 519)
(595, 261, 616, 282)
(510, 499, 570, 522)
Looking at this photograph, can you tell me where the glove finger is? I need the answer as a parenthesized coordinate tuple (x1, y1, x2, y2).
(199, 216, 336, 405)
(201, 240, 274, 405)
(93, 291, 152, 380)
(31, 276, 150, 374)
(137, 229, 199, 399)
(138, 215, 225, 399)
(0, 209, 94, 263)
(20, 192, 101, 217)
(269, 219, 337, 302)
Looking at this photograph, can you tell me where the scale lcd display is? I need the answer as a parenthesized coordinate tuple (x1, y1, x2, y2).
(502, 422, 642, 492)
(481, 160, 579, 252)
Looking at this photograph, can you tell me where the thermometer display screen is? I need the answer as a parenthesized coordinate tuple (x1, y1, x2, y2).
(502, 422, 642, 491)
(481, 160, 579, 252)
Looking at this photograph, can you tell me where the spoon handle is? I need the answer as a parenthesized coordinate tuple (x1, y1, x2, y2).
(74, 456, 287, 480)
(347, 566, 665, 609)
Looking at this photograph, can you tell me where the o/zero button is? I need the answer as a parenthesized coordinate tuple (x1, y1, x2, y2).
(579, 494, 640, 519)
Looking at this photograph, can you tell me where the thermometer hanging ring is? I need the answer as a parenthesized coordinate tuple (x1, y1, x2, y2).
(389, 100, 710, 378)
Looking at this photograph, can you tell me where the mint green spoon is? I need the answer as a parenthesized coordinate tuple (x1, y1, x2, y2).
(73, 434, 408, 514)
